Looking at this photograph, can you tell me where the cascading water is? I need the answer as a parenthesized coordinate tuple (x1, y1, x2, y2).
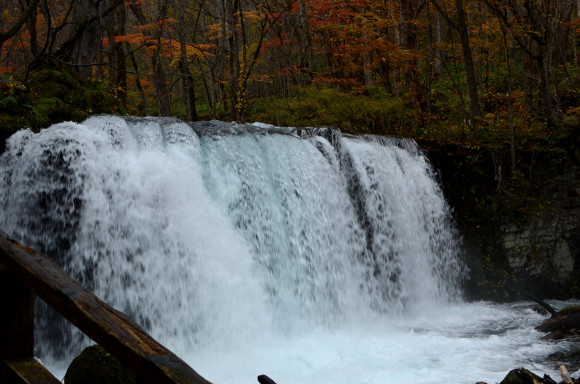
(0, 116, 573, 384)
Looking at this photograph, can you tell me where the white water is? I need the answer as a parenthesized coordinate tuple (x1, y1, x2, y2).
(0, 116, 575, 383)
(184, 301, 578, 384)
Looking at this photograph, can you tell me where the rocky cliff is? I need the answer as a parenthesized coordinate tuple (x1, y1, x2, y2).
(423, 128, 580, 301)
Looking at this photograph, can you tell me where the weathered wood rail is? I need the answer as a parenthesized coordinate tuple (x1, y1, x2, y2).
(0, 230, 213, 384)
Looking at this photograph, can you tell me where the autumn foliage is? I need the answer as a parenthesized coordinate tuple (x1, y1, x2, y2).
(0, 0, 579, 143)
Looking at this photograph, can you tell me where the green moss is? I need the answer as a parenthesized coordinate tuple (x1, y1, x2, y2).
(29, 69, 81, 100)
(82, 89, 115, 111)
(558, 305, 580, 316)
(571, 279, 580, 297)
(0, 96, 18, 109)
(34, 97, 71, 125)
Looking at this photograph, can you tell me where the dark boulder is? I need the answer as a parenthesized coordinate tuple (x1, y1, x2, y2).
(498, 367, 561, 384)
(258, 374, 278, 384)
(500, 368, 541, 384)
(64, 345, 136, 384)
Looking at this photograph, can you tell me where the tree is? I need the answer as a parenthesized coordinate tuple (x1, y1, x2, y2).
(176, 0, 200, 121)
(400, 0, 427, 116)
(485, 0, 576, 129)
(56, 0, 125, 82)
(0, 0, 41, 58)
(105, 4, 128, 107)
(431, 0, 482, 133)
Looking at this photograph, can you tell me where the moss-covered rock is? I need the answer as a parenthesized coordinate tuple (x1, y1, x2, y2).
(34, 97, 71, 124)
(538, 305, 580, 340)
(29, 69, 81, 100)
(64, 345, 136, 384)
(70, 88, 116, 118)
(559, 305, 580, 316)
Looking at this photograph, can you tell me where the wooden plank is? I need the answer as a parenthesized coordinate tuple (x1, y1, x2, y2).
(0, 231, 212, 384)
(0, 268, 34, 384)
(0, 270, 34, 359)
(4, 359, 61, 384)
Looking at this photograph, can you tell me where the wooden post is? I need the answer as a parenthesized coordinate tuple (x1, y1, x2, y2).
(0, 231, 213, 384)
(0, 267, 34, 382)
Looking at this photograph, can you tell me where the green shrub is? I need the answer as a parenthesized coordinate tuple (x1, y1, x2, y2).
(246, 85, 415, 135)
(0, 96, 18, 110)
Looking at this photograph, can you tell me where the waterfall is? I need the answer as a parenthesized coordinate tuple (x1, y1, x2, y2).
(0, 115, 466, 368)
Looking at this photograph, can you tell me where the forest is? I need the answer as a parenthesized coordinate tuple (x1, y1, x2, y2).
(0, 0, 579, 155)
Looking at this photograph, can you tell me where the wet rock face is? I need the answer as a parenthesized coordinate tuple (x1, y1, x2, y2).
(423, 127, 580, 300)
(502, 218, 578, 284)
(501, 151, 580, 295)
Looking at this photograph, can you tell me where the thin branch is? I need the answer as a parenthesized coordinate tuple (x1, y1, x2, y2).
(429, 0, 458, 30)
(0, 0, 41, 45)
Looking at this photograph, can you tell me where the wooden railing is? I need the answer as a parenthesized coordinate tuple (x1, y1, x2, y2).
(0, 230, 213, 384)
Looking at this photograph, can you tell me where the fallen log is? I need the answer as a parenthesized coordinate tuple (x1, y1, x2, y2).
(524, 291, 558, 318)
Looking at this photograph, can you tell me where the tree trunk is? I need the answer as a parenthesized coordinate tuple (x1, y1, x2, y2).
(180, 60, 198, 121)
(435, 6, 444, 76)
(56, 0, 124, 82)
(198, 60, 216, 116)
(399, 0, 425, 115)
(455, 0, 482, 130)
(64, 0, 103, 81)
(297, 0, 315, 71)
(502, 27, 516, 172)
(229, 0, 242, 121)
(128, 46, 149, 115)
(152, 0, 171, 116)
(523, 48, 535, 114)
(20, 0, 40, 57)
(178, 0, 198, 121)
(538, 49, 556, 129)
